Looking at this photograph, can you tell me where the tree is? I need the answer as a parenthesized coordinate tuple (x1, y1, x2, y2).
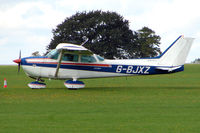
(192, 58, 200, 64)
(48, 10, 136, 59)
(48, 10, 161, 59)
(134, 27, 161, 58)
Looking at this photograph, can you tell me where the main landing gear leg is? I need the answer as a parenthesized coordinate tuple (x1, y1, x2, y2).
(28, 77, 46, 89)
(64, 78, 85, 90)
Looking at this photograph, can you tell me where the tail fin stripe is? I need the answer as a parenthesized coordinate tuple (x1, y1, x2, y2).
(158, 35, 183, 58)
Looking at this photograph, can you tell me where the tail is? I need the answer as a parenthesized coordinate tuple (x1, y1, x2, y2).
(158, 35, 194, 66)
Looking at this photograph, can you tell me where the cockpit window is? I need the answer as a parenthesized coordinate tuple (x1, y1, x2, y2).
(81, 55, 96, 63)
(46, 49, 60, 59)
(46, 49, 99, 63)
(97, 55, 104, 61)
(62, 54, 78, 62)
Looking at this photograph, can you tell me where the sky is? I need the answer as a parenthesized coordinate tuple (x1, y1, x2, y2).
(0, 0, 200, 64)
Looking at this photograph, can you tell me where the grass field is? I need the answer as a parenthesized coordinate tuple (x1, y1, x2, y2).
(0, 64, 200, 133)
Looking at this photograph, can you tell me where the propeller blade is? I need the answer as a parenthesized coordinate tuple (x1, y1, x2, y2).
(18, 50, 21, 73)
(13, 50, 22, 74)
(19, 50, 21, 59)
(18, 61, 21, 73)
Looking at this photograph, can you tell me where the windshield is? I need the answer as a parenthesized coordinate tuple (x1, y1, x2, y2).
(96, 55, 104, 61)
(46, 49, 60, 59)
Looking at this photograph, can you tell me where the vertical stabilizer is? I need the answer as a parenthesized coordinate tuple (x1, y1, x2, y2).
(158, 35, 194, 66)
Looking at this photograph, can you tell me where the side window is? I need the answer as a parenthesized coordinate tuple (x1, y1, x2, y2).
(81, 55, 96, 63)
(62, 54, 78, 62)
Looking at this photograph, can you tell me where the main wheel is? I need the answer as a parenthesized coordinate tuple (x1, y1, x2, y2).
(64, 80, 85, 90)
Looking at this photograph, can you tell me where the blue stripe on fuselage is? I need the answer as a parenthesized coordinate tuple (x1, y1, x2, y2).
(22, 58, 184, 75)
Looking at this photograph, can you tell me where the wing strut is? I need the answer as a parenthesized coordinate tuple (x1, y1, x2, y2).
(55, 49, 64, 77)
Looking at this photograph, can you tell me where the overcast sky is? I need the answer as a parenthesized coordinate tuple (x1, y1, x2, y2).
(0, 0, 200, 64)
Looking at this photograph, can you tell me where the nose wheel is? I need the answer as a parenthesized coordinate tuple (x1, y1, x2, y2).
(28, 81, 46, 89)
(64, 80, 85, 90)
(28, 78, 46, 89)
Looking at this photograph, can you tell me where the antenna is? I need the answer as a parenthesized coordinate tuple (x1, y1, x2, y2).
(81, 36, 89, 46)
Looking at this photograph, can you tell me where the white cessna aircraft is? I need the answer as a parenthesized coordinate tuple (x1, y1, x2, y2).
(13, 35, 194, 89)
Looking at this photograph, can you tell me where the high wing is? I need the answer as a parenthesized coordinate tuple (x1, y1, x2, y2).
(54, 43, 93, 77)
(56, 43, 93, 55)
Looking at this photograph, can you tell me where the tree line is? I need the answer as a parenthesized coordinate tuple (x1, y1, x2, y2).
(47, 10, 161, 59)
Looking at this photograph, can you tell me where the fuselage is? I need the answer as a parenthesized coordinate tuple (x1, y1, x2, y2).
(20, 55, 183, 80)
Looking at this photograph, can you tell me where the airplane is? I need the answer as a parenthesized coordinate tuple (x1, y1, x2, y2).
(13, 35, 194, 89)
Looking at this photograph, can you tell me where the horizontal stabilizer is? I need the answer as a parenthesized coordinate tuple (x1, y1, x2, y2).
(156, 66, 182, 72)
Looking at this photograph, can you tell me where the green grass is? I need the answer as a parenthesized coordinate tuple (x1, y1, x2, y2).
(0, 64, 200, 133)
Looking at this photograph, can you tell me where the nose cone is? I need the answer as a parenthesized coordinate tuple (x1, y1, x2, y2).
(13, 59, 21, 64)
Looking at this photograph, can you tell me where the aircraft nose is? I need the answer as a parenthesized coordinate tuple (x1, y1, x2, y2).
(13, 59, 21, 64)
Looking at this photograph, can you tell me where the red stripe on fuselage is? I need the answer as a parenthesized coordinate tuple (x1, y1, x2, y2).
(26, 59, 111, 67)
(61, 62, 111, 67)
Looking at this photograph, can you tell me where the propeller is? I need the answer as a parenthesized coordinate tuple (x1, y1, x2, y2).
(13, 50, 21, 73)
